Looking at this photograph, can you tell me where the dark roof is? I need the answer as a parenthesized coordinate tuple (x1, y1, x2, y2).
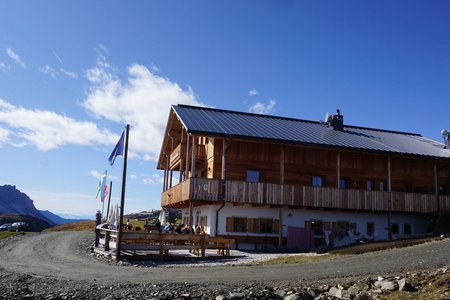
(171, 104, 450, 159)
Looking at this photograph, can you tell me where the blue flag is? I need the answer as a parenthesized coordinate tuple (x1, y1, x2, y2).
(108, 130, 125, 166)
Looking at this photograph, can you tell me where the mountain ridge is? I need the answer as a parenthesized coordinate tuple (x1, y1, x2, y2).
(0, 184, 82, 226)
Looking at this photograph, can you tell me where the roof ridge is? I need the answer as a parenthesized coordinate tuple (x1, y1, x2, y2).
(175, 104, 421, 137)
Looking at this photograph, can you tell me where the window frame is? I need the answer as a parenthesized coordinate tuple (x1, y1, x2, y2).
(312, 176, 325, 187)
(246, 170, 261, 183)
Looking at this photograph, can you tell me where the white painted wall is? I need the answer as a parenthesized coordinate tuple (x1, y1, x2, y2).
(181, 204, 432, 247)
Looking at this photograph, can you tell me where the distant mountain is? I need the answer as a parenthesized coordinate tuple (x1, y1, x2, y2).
(39, 210, 90, 224)
(0, 184, 84, 227)
(57, 213, 94, 220)
(0, 185, 52, 222)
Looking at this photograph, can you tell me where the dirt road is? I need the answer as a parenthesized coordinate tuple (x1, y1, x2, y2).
(1, 231, 449, 285)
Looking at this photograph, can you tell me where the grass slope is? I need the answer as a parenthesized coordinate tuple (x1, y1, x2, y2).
(44, 220, 96, 232)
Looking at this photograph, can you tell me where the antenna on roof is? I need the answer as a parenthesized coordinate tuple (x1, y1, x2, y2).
(323, 112, 330, 124)
(442, 129, 449, 149)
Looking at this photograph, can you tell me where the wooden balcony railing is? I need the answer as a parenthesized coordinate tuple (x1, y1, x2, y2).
(161, 178, 450, 213)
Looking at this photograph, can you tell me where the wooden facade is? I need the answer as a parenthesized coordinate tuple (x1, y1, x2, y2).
(160, 122, 450, 214)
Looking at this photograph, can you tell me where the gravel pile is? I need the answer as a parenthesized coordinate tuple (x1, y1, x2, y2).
(0, 266, 448, 299)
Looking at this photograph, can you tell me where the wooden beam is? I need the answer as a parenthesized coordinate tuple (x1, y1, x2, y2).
(434, 163, 440, 212)
(336, 152, 341, 188)
(191, 135, 197, 178)
(179, 128, 184, 182)
(387, 156, 392, 240)
(278, 146, 284, 248)
(163, 158, 167, 192)
(185, 134, 191, 181)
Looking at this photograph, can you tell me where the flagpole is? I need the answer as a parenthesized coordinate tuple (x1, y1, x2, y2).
(106, 181, 113, 220)
(115, 124, 130, 261)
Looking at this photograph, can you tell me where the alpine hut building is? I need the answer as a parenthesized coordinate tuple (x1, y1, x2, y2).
(157, 105, 450, 250)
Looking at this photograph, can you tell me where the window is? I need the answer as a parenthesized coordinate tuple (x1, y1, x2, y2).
(404, 183, 413, 193)
(247, 170, 261, 182)
(379, 181, 386, 191)
(366, 180, 374, 191)
(259, 219, 273, 233)
(404, 224, 412, 235)
(312, 176, 325, 187)
(305, 220, 323, 235)
(199, 216, 207, 227)
(392, 223, 399, 235)
(366, 222, 374, 235)
(232, 217, 247, 232)
(340, 178, 351, 189)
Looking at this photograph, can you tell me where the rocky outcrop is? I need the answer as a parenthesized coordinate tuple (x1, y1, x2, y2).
(0, 185, 46, 220)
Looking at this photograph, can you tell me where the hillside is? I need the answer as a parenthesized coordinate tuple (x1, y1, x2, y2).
(0, 214, 51, 232)
(39, 210, 89, 225)
(0, 185, 49, 222)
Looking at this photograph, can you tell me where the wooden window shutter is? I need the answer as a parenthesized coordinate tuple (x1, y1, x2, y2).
(248, 218, 260, 233)
(305, 220, 312, 230)
(273, 219, 280, 234)
(226, 217, 233, 232)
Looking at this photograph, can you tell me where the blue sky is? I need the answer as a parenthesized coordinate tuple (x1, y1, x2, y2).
(1, 1, 449, 217)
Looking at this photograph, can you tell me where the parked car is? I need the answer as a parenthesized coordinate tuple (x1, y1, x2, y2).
(0, 223, 13, 231)
(10, 222, 29, 232)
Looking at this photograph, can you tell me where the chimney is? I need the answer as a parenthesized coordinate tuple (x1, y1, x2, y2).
(442, 129, 449, 149)
(331, 109, 344, 131)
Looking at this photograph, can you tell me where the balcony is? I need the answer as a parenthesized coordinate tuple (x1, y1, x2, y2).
(162, 178, 450, 214)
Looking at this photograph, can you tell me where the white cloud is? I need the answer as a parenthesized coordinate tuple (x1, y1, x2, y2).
(0, 127, 10, 146)
(6, 48, 26, 68)
(0, 61, 8, 71)
(82, 56, 202, 161)
(143, 173, 163, 185)
(129, 174, 138, 180)
(0, 98, 118, 151)
(248, 99, 276, 114)
(249, 89, 259, 96)
(60, 68, 78, 79)
(41, 65, 58, 78)
(41, 65, 78, 79)
(89, 170, 104, 180)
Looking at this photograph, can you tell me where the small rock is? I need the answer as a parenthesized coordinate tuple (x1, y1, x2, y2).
(397, 278, 406, 291)
(347, 286, 360, 296)
(180, 293, 191, 299)
(381, 280, 398, 291)
(373, 288, 383, 294)
(328, 287, 339, 298)
(284, 294, 300, 300)
(275, 289, 287, 297)
(229, 292, 245, 300)
(215, 296, 225, 300)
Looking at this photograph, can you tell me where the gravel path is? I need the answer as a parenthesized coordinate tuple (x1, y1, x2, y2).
(0, 231, 449, 299)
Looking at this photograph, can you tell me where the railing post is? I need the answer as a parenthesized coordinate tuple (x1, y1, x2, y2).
(104, 231, 110, 251)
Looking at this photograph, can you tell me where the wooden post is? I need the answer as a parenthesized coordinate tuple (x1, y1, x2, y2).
(191, 135, 197, 178)
(165, 155, 170, 191)
(104, 231, 110, 251)
(179, 129, 184, 182)
(185, 134, 191, 180)
(278, 146, 284, 248)
(387, 156, 392, 240)
(169, 170, 173, 189)
(434, 163, 440, 212)
(163, 157, 167, 192)
(336, 152, 341, 188)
